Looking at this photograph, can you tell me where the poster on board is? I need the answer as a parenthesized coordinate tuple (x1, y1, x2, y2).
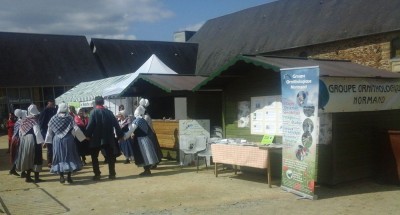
(238, 101, 251, 128)
(280, 66, 319, 200)
(250, 95, 282, 135)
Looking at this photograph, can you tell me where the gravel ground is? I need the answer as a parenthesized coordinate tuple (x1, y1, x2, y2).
(1, 135, 400, 215)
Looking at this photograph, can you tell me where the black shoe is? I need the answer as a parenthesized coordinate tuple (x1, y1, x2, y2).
(92, 175, 101, 181)
(9, 169, 20, 176)
(60, 176, 66, 184)
(34, 172, 44, 183)
(151, 165, 157, 169)
(21, 171, 27, 178)
(67, 177, 73, 184)
(25, 177, 34, 183)
(34, 178, 45, 183)
(124, 159, 130, 164)
(139, 170, 151, 176)
(108, 175, 116, 180)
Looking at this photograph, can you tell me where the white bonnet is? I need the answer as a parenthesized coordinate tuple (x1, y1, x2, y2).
(28, 104, 40, 116)
(144, 99, 150, 108)
(134, 105, 145, 118)
(139, 98, 150, 108)
(57, 103, 68, 114)
(14, 109, 22, 118)
(21, 110, 27, 119)
(139, 98, 146, 107)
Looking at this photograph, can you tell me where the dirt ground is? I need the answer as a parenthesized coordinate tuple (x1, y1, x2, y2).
(1, 135, 400, 215)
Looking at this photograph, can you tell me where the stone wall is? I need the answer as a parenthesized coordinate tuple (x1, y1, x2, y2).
(269, 32, 400, 72)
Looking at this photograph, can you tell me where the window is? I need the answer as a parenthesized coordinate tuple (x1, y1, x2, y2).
(0, 88, 6, 103)
(65, 86, 73, 91)
(0, 104, 7, 123)
(32, 87, 43, 102)
(299, 51, 308, 58)
(54, 86, 65, 98)
(7, 88, 19, 103)
(43, 87, 54, 101)
(20, 88, 32, 103)
(391, 37, 400, 58)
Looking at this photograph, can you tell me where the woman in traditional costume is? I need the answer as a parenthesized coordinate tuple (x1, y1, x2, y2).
(117, 110, 134, 164)
(123, 106, 160, 176)
(139, 98, 163, 167)
(45, 103, 86, 184)
(9, 109, 23, 176)
(6, 112, 16, 153)
(15, 104, 45, 183)
(74, 108, 90, 165)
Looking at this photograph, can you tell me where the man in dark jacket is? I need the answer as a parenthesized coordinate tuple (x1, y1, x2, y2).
(38, 100, 57, 167)
(86, 96, 124, 180)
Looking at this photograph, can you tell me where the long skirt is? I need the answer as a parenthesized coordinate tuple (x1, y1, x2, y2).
(10, 136, 20, 164)
(119, 138, 135, 161)
(75, 138, 90, 157)
(50, 134, 83, 174)
(133, 136, 159, 167)
(147, 131, 163, 161)
(15, 134, 42, 172)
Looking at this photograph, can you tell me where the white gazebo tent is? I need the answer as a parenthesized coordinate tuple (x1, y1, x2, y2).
(55, 54, 178, 115)
(102, 54, 177, 98)
(55, 74, 130, 107)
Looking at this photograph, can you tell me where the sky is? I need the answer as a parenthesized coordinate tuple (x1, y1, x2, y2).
(0, 0, 275, 42)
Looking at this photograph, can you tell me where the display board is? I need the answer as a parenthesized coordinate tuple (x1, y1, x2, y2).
(179, 120, 210, 166)
(250, 95, 282, 135)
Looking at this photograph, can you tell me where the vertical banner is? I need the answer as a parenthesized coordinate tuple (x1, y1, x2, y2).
(280, 66, 319, 200)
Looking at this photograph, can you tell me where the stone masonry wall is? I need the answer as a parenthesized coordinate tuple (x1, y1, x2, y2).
(268, 32, 400, 72)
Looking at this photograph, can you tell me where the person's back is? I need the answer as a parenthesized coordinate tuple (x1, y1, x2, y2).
(85, 96, 123, 180)
(39, 101, 57, 132)
(86, 108, 120, 147)
(39, 100, 57, 167)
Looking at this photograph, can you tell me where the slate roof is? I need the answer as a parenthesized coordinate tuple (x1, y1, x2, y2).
(189, 0, 400, 75)
(90, 38, 198, 77)
(194, 55, 400, 91)
(0, 32, 103, 87)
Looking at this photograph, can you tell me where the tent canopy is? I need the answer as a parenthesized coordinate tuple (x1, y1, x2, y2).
(55, 74, 130, 104)
(136, 74, 207, 92)
(56, 54, 187, 104)
(102, 54, 177, 98)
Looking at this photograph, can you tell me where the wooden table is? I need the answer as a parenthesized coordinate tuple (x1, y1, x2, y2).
(211, 143, 282, 188)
